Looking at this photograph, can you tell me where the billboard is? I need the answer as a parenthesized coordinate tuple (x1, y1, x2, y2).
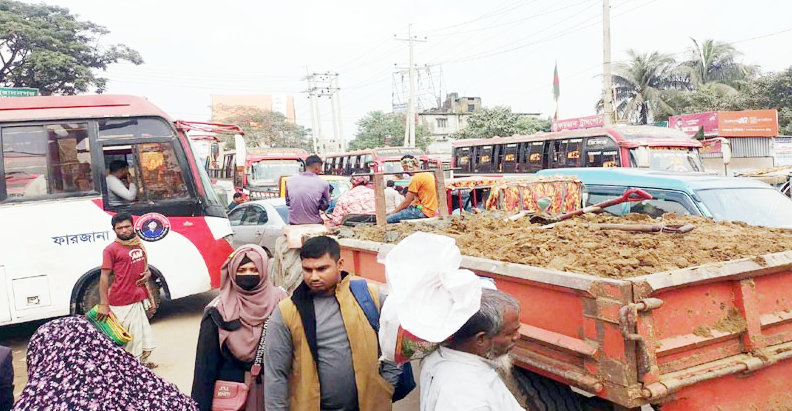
(551, 114, 604, 132)
(718, 109, 778, 137)
(669, 109, 779, 138)
(668, 112, 719, 137)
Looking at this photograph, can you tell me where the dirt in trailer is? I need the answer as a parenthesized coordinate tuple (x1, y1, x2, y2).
(345, 213, 792, 278)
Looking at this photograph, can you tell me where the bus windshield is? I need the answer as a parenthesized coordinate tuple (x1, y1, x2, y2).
(250, 159, 302, 185)
(630, 148, 704, 172)
(382, 161, 404, 173)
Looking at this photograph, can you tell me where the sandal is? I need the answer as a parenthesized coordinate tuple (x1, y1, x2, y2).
(142, 362, 159, 369)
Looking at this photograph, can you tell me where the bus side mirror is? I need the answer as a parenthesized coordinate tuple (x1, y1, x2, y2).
(234, 135, 246, 168)
(719, 139, 732, 165)
(635, 146, 651, 168)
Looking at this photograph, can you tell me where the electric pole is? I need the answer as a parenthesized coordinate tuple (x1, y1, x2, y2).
(396, 25, 426, 147)
(602, 0, 614, 126)
(304, 72, 343, 153)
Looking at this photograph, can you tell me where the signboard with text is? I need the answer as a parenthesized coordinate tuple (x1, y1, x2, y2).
(551, 114, 604, 132)
(0, 87, 39, 97)
(718, 109, 778, 137)
(669, 109, 778, 138)
(668, 112, 719, 137)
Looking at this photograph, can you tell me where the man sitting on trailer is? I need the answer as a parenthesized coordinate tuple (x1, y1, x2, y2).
(387, 155, 438, 223)
(328, 175, 376, 227)
(420, 289, 524, 411)
(106, 160, 137, 207)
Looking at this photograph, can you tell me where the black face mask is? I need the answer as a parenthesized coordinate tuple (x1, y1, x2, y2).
(236, 275, 260, 291)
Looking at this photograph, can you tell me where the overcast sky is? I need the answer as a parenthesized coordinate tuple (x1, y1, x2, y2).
(41, 0, 792, 143)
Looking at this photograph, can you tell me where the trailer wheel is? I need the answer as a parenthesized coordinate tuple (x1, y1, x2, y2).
(513, 368, 584, 411)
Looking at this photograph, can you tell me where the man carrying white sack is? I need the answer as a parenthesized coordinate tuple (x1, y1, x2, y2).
(419, 288, 523, 411)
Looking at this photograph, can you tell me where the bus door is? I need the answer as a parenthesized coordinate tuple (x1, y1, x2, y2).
(583, 136, 620, 167)
(97, 118, 198, 215)
(502, 144, 519, 173)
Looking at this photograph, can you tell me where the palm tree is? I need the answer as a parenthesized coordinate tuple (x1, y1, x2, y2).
(683, 38, 756, 90)
(599, 50, 685, 124)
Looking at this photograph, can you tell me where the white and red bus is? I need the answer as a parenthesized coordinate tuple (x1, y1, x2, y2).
(452, 125, 704, 175)
(220, 147, 309, 199)
(0, 95, 236, 325)
(322, 146, 442, 176)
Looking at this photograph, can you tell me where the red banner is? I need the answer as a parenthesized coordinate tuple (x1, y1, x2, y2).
(552, 114, 604, 132)
(668, 112, 718, 137)
(701, 139, 722, 154)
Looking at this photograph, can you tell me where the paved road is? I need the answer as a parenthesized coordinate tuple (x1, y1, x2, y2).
(0, 291, 420, 410)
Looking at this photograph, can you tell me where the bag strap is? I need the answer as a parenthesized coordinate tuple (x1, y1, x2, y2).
(250, 318, 269, 377)
(212, 297, 270, 377)
(349, 279, 379, 333)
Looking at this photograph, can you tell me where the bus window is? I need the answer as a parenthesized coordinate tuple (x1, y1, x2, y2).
(98, 118, 174, 139)
(102, 142, 190, 209)
(566, 138, 582, 167)
(1, 123, 93, 201)
(584, 136, 620, 167)
(502, 144, 519, 173)
(520, 141, 544, 173)
(454, 147, 471, 173)
(476, 145, 494, 173)
(362, 154, 374, 173)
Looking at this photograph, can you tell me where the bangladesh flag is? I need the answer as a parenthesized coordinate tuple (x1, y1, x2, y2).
(553, 62, 560, 102)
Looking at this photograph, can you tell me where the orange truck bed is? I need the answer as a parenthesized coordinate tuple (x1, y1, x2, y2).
(339, 238, 792, 411)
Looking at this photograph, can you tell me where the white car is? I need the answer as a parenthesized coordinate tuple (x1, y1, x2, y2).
(227, 198, 290, 255)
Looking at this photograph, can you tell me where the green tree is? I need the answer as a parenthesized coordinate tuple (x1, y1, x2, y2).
(218, 105, 312, 150)
(349, 111, 432, 150)
(682, 38, 756, 90)
(601, 50, 685, 124)
(450, 106, 550, 139)
(0, 0, 143, 95)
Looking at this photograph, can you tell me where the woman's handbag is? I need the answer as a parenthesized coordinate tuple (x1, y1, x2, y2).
(211, 319, 269, 411)
(85, 305, 133, 346)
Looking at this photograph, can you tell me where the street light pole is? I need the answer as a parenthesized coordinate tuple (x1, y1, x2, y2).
(602, 0, 614, 126)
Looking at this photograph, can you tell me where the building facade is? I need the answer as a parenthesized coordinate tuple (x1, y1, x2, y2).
(418, 93, 481, 155)
(211, 94, 296, 123)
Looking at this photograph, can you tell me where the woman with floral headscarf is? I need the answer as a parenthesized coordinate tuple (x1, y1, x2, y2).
(328, 175, 376, 227)
(191, 245, 287, 411)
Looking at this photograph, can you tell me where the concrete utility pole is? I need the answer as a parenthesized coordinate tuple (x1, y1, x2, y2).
(304, 72, 343, 153)
(396, 25, 426, 147)
(602, 0, 614, 126)
(305, 68, 321, 153)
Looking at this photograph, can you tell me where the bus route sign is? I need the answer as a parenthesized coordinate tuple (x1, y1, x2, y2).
(0, 87, 40, 97)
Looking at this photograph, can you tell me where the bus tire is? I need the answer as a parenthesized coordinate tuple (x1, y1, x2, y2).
(76, 272, 164, 320)
(513, 368, 584, 411)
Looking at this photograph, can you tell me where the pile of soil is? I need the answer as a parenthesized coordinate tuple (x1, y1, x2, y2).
(347, 213, 792, 278)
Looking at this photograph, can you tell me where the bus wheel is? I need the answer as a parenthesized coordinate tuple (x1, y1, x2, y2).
(77, 275, 163, 320)
(77, 275, 101, 315)
(145, 277, 163, 320)
(512, 368, 584, 411)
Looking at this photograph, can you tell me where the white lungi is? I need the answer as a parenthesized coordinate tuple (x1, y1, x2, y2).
(110, 301, 156, 359)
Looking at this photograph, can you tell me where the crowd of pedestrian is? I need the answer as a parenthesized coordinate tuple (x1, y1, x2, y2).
(5, 153, 527, 411)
